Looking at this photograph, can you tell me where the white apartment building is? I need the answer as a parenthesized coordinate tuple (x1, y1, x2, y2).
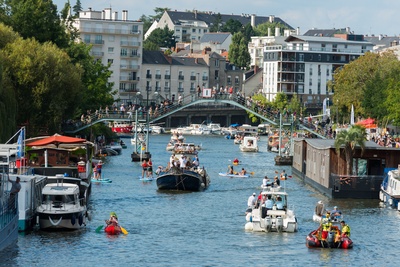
(73, 8, 143, 103)
(262, 35, 373, 106)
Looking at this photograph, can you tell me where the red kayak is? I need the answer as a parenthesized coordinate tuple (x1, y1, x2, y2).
(104, 225, 122, 235)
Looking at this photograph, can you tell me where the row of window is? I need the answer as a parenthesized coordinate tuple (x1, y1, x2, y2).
(175, 28, 207, 34)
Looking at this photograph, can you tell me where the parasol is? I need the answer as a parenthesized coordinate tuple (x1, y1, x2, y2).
(26, 134, 87, 147)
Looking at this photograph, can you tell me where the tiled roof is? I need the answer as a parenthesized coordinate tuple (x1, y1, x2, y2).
(303, 28, 350, 37)
(200, 32, 230, 44)
(166, 10, 293, 29)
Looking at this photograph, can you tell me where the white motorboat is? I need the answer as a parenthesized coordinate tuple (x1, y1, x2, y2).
(173, 143, 201, 155)
(152, 125, 165, 134)
(131, 133, 145, 145)
(239, 136, 259, 152)
(190, 124, 211, 135)
(166, 134, 185, 151)
(380, 168, 400, 210)
(207, 123, 222, 135)
(36, 181, 87, 230)
(245, 187, 298, 233)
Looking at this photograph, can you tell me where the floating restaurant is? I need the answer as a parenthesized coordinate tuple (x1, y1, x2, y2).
(292, 138, 400, 199)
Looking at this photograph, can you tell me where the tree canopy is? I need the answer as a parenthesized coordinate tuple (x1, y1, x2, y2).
(228, 32, 251, 69)
(332, 51, 400, 126)
(144, 26, 176, 50)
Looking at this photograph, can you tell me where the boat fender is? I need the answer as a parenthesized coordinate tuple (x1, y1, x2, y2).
(379, 191, 383, 201)
(250, 215, 252, 222)
(389, 198, 393, 206)
(79, 214, 83, 226)
(71, 214, 76, 225)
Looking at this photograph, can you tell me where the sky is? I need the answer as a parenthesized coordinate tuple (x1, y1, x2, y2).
(53, 0, 400, 36)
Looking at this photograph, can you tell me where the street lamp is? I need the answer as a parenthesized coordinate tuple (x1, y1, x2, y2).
(197, 72, 200, 87)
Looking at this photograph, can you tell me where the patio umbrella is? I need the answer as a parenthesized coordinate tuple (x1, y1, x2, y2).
(26, 134, 87, 147)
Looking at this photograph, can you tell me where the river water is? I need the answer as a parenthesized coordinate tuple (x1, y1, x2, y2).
(1, 134, 399, 266)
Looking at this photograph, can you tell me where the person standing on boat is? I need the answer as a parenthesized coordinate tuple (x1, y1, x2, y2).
(141, 159, 148, 178)
(315, 200, 324, 217)
(192, 155, 199, 169)
(247, 193, 256, 209)
(262, 176, 270, 187)
(274, 176, 280, 187)
(341, 221, 351, 237)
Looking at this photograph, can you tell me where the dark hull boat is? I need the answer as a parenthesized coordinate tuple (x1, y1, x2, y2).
(156, 167, 210, 191)
(306, 226, 353, 249)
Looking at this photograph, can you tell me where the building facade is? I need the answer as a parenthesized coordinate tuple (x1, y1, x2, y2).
(73, 8, 143, 103)
(261, 35, 373, 107)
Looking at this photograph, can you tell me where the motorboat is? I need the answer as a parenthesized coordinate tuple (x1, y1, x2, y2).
(239, 136, 259, 152)
(131, 133, 145, 145)
(306, 220, 353, 249)
(190, 124, 211, 135)
(105, 141, 122, 155)
(173, 143, 201, 155)
(156, 167, 210, 191)
(166, 134, 185, 151)
(206, 123, 222, 135)
(152, 125, 165, 134)
(245, 187, 298, 233)
(109, 121, 133, 134)
(0, 169, 18, 250)
(36, 180, 87, 230)
(268, 134, 289, 152)
(379, 168, 400, 210)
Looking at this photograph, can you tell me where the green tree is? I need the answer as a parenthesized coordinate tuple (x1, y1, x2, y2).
(65, 42, 116, 117)
(72, 0, 82, 17)
(221, 19, 242, 34)
(144, 26, 175, 50)
(4, 0, 70, 48)
(141, 7, 170, 34)
(254, 21, 289, 36)
(272, 92, 288, 111)
(287, 93, 302, 118)
(210, 13, 222, 32)
(334, 125, 366, 175)
(241, 23, 255, 42)
(229, 32, 250, 69)
(2, 37, 83, 135)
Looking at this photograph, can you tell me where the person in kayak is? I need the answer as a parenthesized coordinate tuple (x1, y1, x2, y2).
(106, 212, 121, 230)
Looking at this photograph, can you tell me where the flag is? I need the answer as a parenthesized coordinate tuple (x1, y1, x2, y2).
(17, 128, 24, 158)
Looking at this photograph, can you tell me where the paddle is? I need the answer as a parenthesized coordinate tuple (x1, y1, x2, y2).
(95, 225, 104, 233)
(120, 226, 128, 235)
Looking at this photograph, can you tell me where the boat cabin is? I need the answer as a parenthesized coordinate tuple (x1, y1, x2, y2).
(41, 183, 81, 208)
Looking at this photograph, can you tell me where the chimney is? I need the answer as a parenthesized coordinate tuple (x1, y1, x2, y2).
(269, 15, 275, 23)
(122, 10, 128, 21)
(296, 27, 300, 35)
(104, 8, 112, 20)
(113, 11, 118, 20)
(268, 28, 271, 37)
(275, 27, 280, 37)
(194, 10, 197, 19)
(88, 7, 92, 11)
(251, 14, 256, 27)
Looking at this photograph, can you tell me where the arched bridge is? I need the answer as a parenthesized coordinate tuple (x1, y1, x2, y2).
(62, 94, 326, 139)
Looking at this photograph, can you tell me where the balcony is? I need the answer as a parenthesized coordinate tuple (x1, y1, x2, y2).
(85, 40, 104, 45)
(178, 87, 184, 92)
(155, 74, 162, 79)
(146, 74, 152, 79)
(202, 76, 208, 81)
(91, 51, 104, 57)
(190, 87, 196, 92)
(178, 75, 184, 80)
(130, 53, 140, 58)
(81, 28, 142, 35)
(119, 76, 139, 82)
(164, 87, 170, 92)
(120, 41, 141, 47)
(146, 86, 152, 92)
(120, 64, 140, 70)
(164, 75, 171, 79)
(155, 87, 161, 92)
(190, 76, 196, 81)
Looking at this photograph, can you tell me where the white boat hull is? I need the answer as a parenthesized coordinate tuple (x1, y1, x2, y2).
(245, 209, 297, 232)
(37, 209, 87, 230)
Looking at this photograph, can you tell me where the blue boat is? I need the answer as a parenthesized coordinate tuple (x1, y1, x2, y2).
(380, 167, 399, 210)
(156, 167, 210, 191)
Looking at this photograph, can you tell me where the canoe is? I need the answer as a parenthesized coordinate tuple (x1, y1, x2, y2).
(91, 178, 112, 183)
(218, 172, 249, 178)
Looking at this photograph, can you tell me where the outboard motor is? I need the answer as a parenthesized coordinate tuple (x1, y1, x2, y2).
(327, 231, 335, 247)
(264, 217, 272, 232)
(276, 217, 283, 232)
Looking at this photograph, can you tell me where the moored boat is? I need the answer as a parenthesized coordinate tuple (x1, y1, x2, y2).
(218, 172, 249, 178)
(379, 168, 400, 210)
(156, 167, 210, 191)
(172, 143, 201, 155)
(36, 180, 87, 230)
(0, 170, 18, 251)
(109, 121, 134, 134)
(245, 187, 297, 233)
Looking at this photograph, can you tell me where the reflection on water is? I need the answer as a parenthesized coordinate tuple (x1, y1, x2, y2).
(1, 134, 400, 266)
